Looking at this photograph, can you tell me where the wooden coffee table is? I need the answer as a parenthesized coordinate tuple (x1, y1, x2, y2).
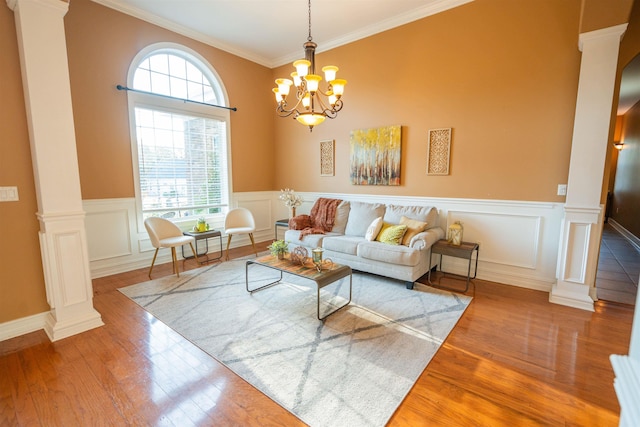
(245, 254, 352, 320)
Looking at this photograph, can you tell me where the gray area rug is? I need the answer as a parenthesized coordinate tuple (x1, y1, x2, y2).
(120, 258, 472, 426)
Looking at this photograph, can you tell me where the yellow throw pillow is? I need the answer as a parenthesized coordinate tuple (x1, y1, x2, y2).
(376, 223, 408, 245)
(400, 216, 428, 246)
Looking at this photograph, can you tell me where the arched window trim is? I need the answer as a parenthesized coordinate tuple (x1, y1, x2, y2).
(125, 42, 233, 232)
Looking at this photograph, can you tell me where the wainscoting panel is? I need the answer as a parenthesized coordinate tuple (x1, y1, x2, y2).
(85, 207, 132, 261)
(448, 211, 541, 269)
(83, 193, 565, 291)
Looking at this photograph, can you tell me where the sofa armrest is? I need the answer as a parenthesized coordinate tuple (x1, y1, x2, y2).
(409, 227, 445, 250)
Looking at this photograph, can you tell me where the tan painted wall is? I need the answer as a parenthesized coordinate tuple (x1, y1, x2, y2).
(65, 0, 276, 198)
(579, 0, 633, 33)
(0, 5, 49, 323)
(272, 0, 581, 202)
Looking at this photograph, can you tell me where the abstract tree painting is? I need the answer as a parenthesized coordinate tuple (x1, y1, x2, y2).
(349, 125, 401, 185)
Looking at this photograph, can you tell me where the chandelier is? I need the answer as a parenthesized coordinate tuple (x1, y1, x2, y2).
(272, 0, 347, 131)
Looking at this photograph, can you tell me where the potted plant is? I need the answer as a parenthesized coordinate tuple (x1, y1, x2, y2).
(195, 217, 209, 232)
(268, 240, 289, 260)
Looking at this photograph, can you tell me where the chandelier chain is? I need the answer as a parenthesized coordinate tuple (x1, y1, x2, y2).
(307, 0, 312, 42)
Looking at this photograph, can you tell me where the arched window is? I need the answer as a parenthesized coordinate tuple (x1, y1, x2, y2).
(127, 44, 230, 223)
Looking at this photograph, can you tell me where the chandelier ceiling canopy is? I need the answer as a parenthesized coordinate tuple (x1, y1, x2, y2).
(272, 0, 347, 131)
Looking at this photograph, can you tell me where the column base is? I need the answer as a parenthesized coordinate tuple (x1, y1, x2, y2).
(44, 307, 103, 342)
(549, 281, 595, 311)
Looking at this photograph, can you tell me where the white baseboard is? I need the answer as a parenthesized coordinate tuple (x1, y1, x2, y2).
(0, 311, 48, 342)
(609, 219, 640, 252)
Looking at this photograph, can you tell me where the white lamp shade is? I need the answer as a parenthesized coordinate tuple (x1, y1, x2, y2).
(322, 65, 338, 82)
(293, 59, 311, 77)
(305, 74, 322, 93)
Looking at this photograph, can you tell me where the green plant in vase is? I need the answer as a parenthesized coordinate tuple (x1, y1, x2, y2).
(268, 240, 289, 260)
(195, 217, 209, 232)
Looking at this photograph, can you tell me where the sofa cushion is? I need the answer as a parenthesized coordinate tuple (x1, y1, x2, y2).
(284, 229, 340, 249)
(357, 241, 422, 267)
(384, 205, 438, 229)
(400, 216, 428, 246)
(364, 217, 383, 241)
(323, 235, 362, 256)
(332, 201, 350, 234)
(375, 223, 407, 245)
(344, 201, 386, 236)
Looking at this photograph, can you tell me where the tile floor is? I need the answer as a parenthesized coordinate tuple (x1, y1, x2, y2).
(596, 223, 640, 306)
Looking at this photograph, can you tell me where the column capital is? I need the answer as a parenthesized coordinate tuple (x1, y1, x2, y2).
(579, 23, 627, 52)
(6, 0, 69, 15)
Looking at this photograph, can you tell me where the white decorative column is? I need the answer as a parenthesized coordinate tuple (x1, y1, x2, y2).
(550, 24, 627, 311)
(7, 0, 103, 340)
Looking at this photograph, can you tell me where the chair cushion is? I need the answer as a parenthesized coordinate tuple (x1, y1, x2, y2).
(158, 235, 195, 248)
(226, 226, 255, 234)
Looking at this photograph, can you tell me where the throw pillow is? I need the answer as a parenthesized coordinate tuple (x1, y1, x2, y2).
(376, 223, 408, 245)
(288, 215, 312, 230)
(400, 216, 428, 246)
(365, 217, 384, 241)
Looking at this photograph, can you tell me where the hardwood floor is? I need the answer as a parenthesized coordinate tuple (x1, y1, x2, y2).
(1, 242, 634, 426)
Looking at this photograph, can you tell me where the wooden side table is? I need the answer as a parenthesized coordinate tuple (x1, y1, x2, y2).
(182, 229, 223, 263)
(427, 239, 479, 293)
(275, 218, 289, 240)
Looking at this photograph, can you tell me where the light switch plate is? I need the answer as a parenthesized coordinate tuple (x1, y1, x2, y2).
(557, 184, 567, 196)
(0, 186, 19, 202)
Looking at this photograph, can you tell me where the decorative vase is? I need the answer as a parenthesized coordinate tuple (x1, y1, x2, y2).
(277, 252, 285, 260)
(289, 207, 296, 218)
(447, 221, 463, 246)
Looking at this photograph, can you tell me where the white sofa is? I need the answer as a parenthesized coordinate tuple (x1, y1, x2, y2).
(284, 200, 444, 288)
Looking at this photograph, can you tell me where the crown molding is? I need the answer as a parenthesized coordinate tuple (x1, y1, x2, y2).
(91, 0, 473, 69)
(90, 0, 273, 67)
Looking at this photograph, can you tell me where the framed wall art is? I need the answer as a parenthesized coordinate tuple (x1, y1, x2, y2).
(320, 139, 335, 176)
(426, 128, 452, 175)
(349, 124, 401, 185)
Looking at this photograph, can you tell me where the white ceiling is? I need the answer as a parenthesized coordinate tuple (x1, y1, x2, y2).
(92, 0, 473, 68)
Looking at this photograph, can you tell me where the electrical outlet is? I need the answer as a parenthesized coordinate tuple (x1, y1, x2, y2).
(557, 184, 567, 196)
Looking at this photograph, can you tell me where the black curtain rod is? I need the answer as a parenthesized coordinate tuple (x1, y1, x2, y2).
(116, 85, 237, 112)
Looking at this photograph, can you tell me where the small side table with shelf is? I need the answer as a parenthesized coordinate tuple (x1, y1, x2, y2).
(182, 229, 223, 264)
(427, 239, 479, 293)
(275, 218, 289, 240)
